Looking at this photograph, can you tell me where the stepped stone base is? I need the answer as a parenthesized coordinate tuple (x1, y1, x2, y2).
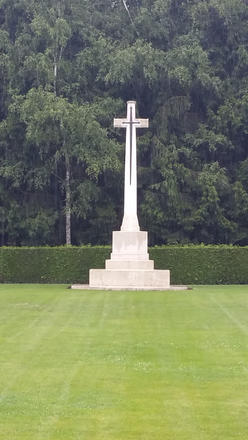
(85, 230, 171, 290)
(71, 229, 181, 291)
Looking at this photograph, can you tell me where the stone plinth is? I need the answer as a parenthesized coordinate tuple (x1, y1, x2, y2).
(111, 231, 149, 261)
(88, 230, 171, 290)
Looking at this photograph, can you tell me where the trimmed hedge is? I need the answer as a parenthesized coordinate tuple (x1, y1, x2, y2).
(0, 246, 110, 284)
(0, 245, 248, 284)
(150, 245, 248, 285)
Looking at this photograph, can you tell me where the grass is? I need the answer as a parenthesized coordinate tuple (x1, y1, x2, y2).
(0, 284, 248, 439)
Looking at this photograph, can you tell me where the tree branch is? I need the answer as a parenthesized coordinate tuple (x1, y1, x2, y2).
(121, 0, 139, 36)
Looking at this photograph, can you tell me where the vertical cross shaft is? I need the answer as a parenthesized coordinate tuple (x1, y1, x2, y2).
(114, 101, 149, 232)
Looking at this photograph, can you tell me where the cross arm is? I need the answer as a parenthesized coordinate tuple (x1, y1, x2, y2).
(114, 118, 127, 128)
(136, 118, 149, 128)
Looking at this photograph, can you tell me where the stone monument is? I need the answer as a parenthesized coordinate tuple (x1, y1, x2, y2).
(87, 101, 171, 290)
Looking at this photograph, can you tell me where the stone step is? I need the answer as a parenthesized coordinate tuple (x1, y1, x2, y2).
(89, 269, 170, 288)
(105, 259, 154, 270)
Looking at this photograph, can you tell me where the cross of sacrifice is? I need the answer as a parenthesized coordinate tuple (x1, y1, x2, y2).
(114, 101, 149, 232)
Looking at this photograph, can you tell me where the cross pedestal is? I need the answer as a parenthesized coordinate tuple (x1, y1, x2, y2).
(87, 101, 171, 290)
(89, 228, 170, 289)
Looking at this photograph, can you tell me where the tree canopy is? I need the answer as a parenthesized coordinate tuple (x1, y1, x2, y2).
(1, 0, 248, 245)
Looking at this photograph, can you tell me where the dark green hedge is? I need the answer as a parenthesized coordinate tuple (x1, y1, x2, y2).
(0, 245, 247, 284)
(150, 245, 248, 284)
(0, 246, 110, 284)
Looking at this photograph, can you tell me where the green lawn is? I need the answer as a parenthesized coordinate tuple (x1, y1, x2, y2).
(0, 284, 248, 439)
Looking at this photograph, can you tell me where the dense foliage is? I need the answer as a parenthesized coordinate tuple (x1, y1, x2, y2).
(1, 245, 248, 284)
(1, 0, 248, 246)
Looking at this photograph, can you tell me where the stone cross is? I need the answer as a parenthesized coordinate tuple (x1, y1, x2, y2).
(114, 101, 149, 232)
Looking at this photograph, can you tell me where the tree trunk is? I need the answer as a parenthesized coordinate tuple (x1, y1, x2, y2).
(53, 61, 57, 95)
(65, 153, 71, 245)
(1, 218, 4, 246)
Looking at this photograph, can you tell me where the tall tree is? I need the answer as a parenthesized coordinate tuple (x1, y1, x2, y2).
(20, 88, 120, 245)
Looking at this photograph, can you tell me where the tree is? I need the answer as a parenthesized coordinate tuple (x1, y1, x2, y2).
(20, 87, 120, 244)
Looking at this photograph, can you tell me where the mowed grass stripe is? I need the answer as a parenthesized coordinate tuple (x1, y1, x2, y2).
(211, 293, 248, 335)
(0, 285, 65, 401)
(0, 285, 104, 438)
(0, 285, 248, 439)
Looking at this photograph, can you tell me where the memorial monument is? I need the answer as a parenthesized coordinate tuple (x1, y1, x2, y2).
(78, 100, 172, 290)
